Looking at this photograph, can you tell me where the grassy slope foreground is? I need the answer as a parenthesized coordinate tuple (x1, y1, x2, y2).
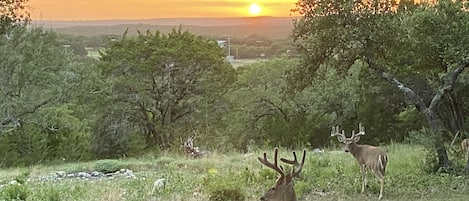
(0, 144, 467, 201)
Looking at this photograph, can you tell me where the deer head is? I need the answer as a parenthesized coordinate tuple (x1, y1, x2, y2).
(330, 123, 365, 152)
(258, 148, 306, 201)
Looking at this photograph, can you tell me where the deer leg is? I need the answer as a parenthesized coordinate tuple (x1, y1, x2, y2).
(373, 170, 384, 200)
(364, 169, 368, 187)
(361, 165, 366, 193)
(378, 177, 384, 200)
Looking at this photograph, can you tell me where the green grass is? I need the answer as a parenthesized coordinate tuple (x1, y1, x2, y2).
(0, 144, 468, 200)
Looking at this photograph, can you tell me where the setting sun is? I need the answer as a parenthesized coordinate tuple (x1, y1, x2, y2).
(248, 3, 262, 16)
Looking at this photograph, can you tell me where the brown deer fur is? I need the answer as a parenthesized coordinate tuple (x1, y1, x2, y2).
(258, 148, 306, 201)
(331, 123, 388, 200)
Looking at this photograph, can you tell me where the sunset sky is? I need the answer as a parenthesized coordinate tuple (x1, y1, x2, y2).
(29, 0, 299, 21)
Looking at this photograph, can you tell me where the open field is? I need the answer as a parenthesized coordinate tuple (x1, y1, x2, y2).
(231, 58, 270, 68)
(0, 144, 467, 201)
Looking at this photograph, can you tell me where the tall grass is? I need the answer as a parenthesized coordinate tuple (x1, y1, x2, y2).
(0, 144, 467, 200)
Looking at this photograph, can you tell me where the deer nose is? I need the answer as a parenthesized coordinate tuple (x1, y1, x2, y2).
(260, 197, 265, 201)
(344, 149, 350, 153)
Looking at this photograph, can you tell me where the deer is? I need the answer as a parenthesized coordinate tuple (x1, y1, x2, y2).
(462, 138, 469, 159)
(330, 123, 388, 200)
(257, 148, 306, 201)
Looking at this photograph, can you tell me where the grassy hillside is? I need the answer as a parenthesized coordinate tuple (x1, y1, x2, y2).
(0, 144, 467, 200)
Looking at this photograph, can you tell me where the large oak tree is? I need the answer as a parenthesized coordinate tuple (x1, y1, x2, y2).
(291, 0, 468, 170)
(98, 29, 236, 149)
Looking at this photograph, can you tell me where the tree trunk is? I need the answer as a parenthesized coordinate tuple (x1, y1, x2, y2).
(363, 58, 469, 171)
(435, 142, 451, 170)
(424, 109, 451, 170)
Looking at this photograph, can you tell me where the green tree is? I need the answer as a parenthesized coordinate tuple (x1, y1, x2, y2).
(291, 0, 468, 170)
(98, 29, 236, 150)
(0, 26, 96, 166)
(0, 0, 30, 34)
(225, 58, 299, 149)
(1, 27, 73, 131)
(225, 57, 350, 150)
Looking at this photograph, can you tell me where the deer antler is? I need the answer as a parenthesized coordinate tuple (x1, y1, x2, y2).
(258, 148, 285, 179)
(331, 125, 346, 142)
(351, 123, 365, 139)
(280, 149, 306, 178)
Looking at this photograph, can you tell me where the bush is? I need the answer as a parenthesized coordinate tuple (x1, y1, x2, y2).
(204, 169, 248, 201)
(0, 184, 29, 201)
(209, 189, 244, 201)
(93, 159, 122, 173)
(14, 172, 30, 185)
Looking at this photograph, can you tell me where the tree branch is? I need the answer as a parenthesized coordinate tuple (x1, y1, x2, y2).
(428, 61, 468, 111)
(1, 98, 52, 126)
(260, 98, 288, 120)
(364, 57, 428, 112)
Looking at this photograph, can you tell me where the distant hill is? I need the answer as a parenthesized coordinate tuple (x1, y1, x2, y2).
(33, 17, 296, 39)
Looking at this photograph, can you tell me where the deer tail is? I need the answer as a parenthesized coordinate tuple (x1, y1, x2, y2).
(378, 154, 388, 175)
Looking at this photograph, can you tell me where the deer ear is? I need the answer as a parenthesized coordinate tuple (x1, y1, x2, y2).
(353, 136, 361, 143)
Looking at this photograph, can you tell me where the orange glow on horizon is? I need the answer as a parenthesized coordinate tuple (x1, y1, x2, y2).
(28, 0, 299, 21)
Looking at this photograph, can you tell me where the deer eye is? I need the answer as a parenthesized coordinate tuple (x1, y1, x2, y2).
(270, 187, 276, 191)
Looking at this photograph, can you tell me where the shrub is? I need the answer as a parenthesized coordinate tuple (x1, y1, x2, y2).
(93, 159, 122, 173)
(0, 184, 29, 201)
(209, 189, 244, 201)
(204, 169, 247, 201)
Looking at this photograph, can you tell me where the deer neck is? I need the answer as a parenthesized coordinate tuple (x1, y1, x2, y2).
(348, 143, 366, 159)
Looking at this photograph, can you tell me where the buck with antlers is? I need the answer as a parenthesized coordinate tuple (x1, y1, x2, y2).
(331, 123, 388, 200)
(258, 148, 306, 201)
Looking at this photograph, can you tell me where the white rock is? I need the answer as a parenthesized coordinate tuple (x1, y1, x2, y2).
(153, 178, 165, 189)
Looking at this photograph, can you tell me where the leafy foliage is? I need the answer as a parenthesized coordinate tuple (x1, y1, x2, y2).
(0, 26, 96, 166)
(0, 0, 30, 34)
(91, 109, 135, 159)
(97, 28, 236, 150)
(208, 189, 244, 201)
(93, 159, 122, 173)
(290, 0, 469, 170)
(0, 184, 29, 201)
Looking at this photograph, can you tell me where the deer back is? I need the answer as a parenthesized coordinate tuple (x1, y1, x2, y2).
(350, 144, 387, 175)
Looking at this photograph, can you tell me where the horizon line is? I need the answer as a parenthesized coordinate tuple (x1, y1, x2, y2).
(32, 16, 300, 22)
